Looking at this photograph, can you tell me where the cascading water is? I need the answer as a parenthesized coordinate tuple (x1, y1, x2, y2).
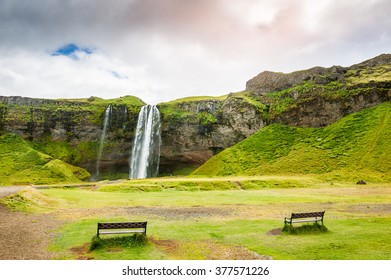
(94, 105, 112, 180)
(123, 106, 128, 130)
(129, 105, 161, 179)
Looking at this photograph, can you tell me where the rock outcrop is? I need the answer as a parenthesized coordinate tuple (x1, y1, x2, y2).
(0, 96, 144, 177)
(246, 66, 346, 94)
(158, 96, 264, 173)
(245, 54, 391, 128)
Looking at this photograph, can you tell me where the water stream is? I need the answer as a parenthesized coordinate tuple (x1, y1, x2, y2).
(94, 104, 112, 180)
(129, 105, 161, 179)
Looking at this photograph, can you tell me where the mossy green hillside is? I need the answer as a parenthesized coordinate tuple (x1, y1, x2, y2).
(31, 137, 99, 168)
(0, 134, 90, 185)
(193, 102, 391, 182)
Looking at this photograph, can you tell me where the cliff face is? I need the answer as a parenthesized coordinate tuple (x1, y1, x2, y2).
(0, 95, 265, 176)
(0, 96, 144, 177)
(245, 54, 391, 128)
(246, 66, 346, 94)
(271, 82, 391, 127)
(158, 96, 264, 173)
(0, 54, 390, 179)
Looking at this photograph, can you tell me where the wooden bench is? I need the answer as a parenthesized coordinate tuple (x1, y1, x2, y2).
(97, 222, 147, 237)
(284, 211, 325, 226)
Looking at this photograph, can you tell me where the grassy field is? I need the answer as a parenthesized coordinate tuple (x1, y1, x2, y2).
(2, 177, 391, 260)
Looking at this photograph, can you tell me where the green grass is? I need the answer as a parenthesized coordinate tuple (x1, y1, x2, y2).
(51, 212, 391, 260)
(89, 233, 148, 251)
(3, 181, 391, 260)
(96, 176, 313, 193)
(282, 223, 328, 234)
(192, 102, 391, 182)
(160, 95, 227, 104)
(0, 134, 90, 185)
(32, 181, 390, 209)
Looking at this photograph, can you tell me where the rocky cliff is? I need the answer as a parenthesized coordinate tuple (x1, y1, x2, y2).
(158, 54, 391, 172)
(245, 53, 391, 127)
(158, 95, 265, 174)
(0, 96, 144, 178)
(0, 54, 390, 179)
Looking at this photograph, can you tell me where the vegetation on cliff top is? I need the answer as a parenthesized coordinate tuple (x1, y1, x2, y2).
(158, 92, 266, 127)
(243, 54, 391, 121)
(192, 102, 391, 182)
(0, 133, 90, 185)
(0, 95, 145, 127)
(0, 95, 145, 177)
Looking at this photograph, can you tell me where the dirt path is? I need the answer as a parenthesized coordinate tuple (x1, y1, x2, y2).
(0, 187, 62, 260)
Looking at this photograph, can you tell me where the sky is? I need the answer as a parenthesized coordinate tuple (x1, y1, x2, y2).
(0, 0, 390, 104)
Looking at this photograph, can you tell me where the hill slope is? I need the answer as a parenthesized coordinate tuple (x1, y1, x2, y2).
(192, 102, 391, 182)
(0, 134, 90, 185)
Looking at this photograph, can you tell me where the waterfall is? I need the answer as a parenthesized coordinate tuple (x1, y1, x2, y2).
(123, 106, 128, 130)
(95, 105, 112, 180)
(130, 105, 161, 179)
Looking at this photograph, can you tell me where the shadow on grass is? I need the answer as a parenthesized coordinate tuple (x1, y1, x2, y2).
(282, 223, 329, 235)
(89, 233, 148, 251)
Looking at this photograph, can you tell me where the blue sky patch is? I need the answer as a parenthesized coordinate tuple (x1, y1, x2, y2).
(52, 43, 94, 60)
(111, 70, 128, 79)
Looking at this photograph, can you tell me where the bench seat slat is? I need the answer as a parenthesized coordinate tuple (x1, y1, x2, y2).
(289, 218, 323, 223)
(99, 229, 146, 235)
(98, 222, 147, 229)
(97, 221, 147, 236)
(284, 211, 325, 225)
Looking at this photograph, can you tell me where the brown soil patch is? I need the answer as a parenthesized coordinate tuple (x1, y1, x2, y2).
(70, 243, 95, 260)
(0, 204, 62, 259)
(346, 203, 391, 215)
(55, 206, 232, 221)
(268, 228, 282, 236)
(149, 236, 272, 260)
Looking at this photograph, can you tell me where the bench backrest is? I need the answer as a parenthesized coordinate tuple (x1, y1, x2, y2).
(291, 211, 324, 219)
(98, 222, 147, 230)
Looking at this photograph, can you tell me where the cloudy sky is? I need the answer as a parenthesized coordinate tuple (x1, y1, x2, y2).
(0, 0, 390, 104)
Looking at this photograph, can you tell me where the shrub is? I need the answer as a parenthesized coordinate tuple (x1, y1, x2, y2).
(282, 223, 328, 235)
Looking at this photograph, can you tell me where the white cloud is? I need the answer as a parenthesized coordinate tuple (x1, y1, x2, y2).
(0, 49, 154, 101)
(0, 0, 390, 104)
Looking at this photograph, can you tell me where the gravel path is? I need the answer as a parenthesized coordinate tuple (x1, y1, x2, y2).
(0, 187, 62, 260)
